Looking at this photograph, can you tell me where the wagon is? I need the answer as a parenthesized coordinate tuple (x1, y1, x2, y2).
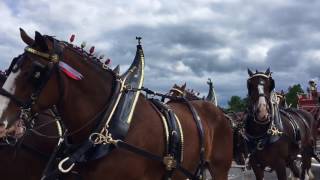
(297, 80, 320, 140)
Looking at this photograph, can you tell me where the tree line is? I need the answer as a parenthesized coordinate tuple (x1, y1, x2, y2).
(226, 84, 304, 112)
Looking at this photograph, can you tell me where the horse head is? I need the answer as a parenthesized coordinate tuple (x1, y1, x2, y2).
(275, 90, 288, 108)
(247, 68, 275, 124)
(169, 83, 202, 101)
(0, 29, 116, 143)
(169, 83, 186, 97)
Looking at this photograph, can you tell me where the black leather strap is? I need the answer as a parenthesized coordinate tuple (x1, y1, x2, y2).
(150, 99, 184, 179)
(280, 109, 300, 141)
(183, 98, 206, 178)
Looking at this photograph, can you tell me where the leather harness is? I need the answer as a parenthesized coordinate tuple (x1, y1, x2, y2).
(0, 38, 207, 180)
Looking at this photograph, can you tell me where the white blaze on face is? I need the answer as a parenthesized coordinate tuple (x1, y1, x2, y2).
(257, 84, 268, 120)
(0, 69, 21, 121)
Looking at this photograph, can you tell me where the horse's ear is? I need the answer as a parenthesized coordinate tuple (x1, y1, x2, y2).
(34, 31, 49, 52)
(181, 82, 186, 90)
(20, 28, 34, 46)
(265, 68, 271, 76)
(247, 68, 253, 77)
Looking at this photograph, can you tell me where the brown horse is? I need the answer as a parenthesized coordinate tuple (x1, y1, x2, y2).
(0, 29, 232, 179)
(277, 90, 320, 139)
(169, 83, 201, 101)
(169, 81, 217, 104)
(246, 68, 318, 180)
(169, 83, 249, 168)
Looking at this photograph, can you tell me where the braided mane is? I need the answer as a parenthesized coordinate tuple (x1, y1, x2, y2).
(44, 35, 111, 72)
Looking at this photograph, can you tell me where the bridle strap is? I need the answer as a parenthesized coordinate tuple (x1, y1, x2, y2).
(247, 73, 270, 80)
(0, 88, 26, 107)
(170, 88, 185, 96)
(0, 39, 65, 143)
(25, 47, 59, 63)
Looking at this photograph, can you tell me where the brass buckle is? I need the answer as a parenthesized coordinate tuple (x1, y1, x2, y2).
(50, 54, 59, 63)
(267, 126, 283, 136)
(163, 155, 177, 171)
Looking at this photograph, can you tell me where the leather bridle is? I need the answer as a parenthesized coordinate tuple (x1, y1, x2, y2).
(0, 38, 65, 144)
(247, 74, 273, 125)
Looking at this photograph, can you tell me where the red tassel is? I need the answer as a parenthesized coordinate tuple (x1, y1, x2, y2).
(105, 58, 111, 65)
(70, 34, 75, 43)
(89, 46, 95, 55)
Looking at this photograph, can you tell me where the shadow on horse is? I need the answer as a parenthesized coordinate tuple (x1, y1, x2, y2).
(245, 68, 319, 180)
(0, 29, 232, 179)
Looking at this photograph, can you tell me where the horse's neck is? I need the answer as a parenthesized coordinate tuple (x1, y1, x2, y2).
(186, 93, 198, 100)
(59, 52, 114, 143)
(245, 113, 270, 136)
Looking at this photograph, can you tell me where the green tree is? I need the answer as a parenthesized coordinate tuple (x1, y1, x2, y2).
(227, 96, 247, 112)
(286, 84, 304, 108)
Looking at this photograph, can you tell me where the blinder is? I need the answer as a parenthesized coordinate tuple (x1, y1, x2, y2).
(29, 61, 50, 88)
(247, 80, 251, 95)
(270, 78, 275, 92)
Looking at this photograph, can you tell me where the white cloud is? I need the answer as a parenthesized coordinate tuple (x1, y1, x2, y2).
(247, 40, 275, 62)
(1, 0, 320, 106)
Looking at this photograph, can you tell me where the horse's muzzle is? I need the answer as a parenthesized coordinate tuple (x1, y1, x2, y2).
(0, 119, 26, 139)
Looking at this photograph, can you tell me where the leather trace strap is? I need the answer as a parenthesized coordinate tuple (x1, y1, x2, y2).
(183, 98, 206, 179)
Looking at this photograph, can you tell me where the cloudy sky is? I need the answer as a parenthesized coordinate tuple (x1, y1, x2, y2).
(1, 0, 320, 106)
